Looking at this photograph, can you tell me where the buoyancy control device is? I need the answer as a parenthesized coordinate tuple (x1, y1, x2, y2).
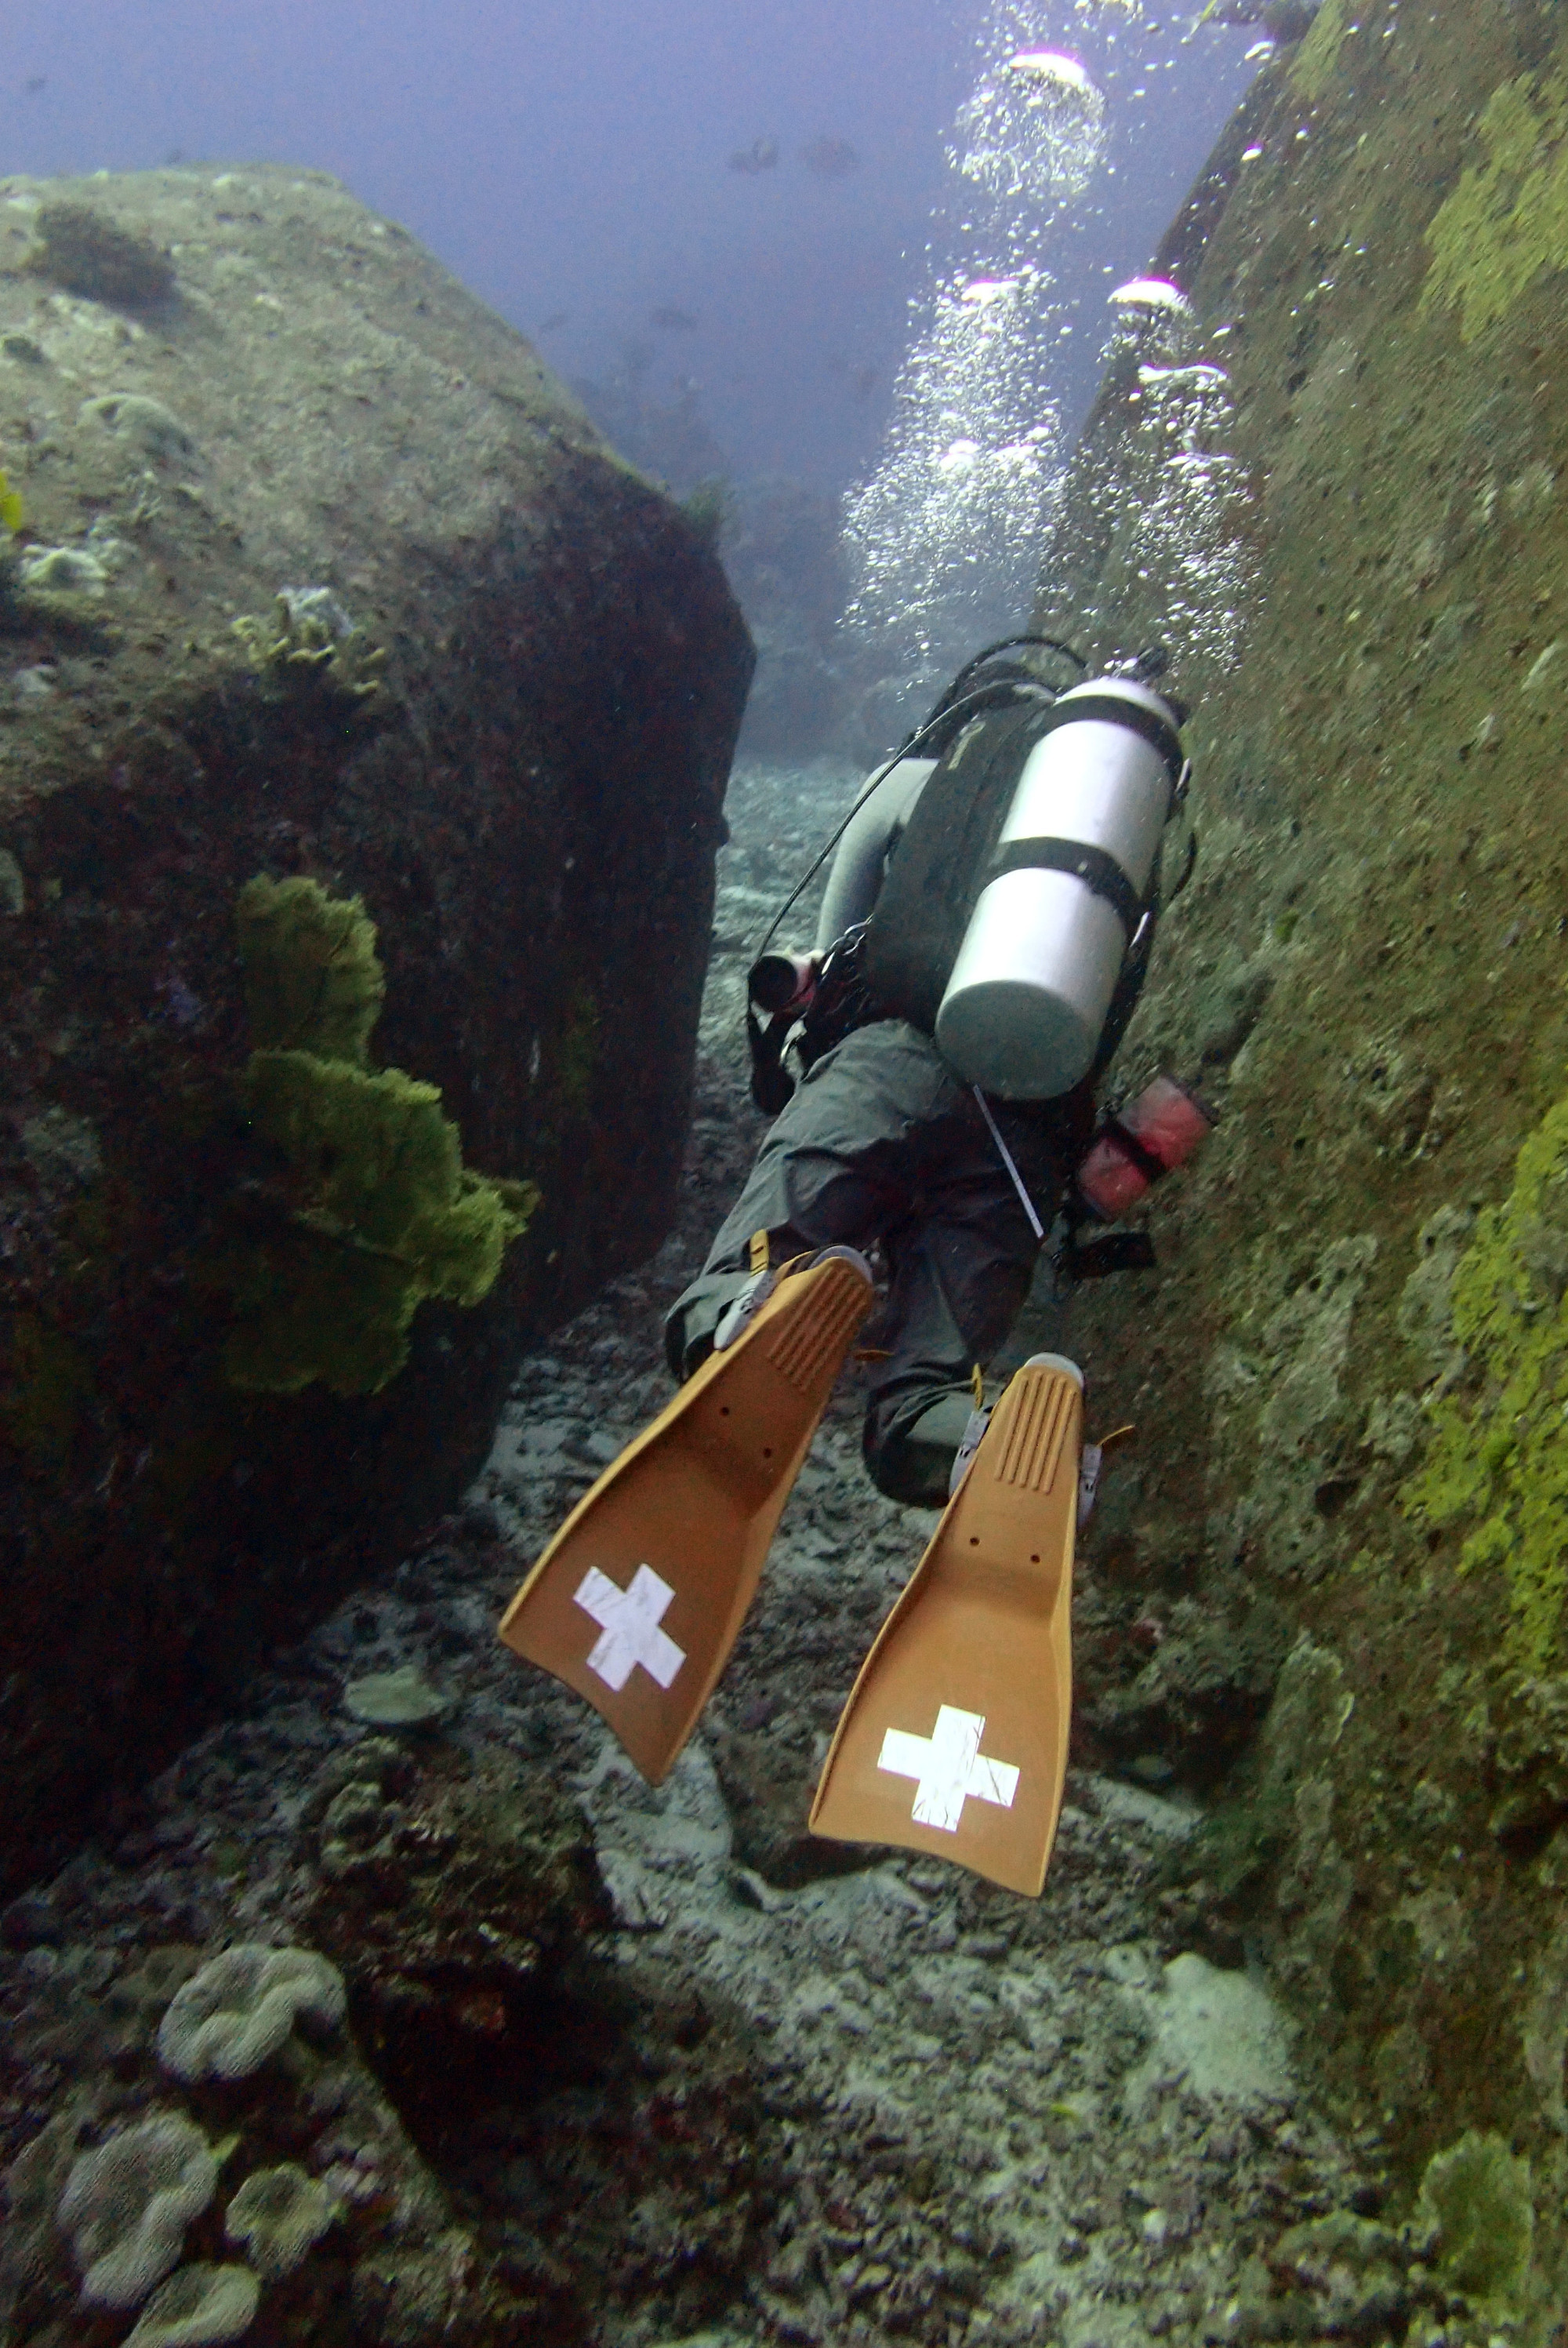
(862, 672, 1189, 1100)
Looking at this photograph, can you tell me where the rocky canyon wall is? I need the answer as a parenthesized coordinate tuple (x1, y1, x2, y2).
(1036, 0, 1568, 2321)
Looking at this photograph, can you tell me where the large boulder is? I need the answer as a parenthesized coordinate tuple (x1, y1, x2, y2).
(0, 166, 752, 1891)
(1031, 0, 1568, 2295)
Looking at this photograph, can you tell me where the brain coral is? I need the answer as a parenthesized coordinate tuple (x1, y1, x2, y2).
(56, 2111, 218, 2310)
(156, 1944, 346, 2084)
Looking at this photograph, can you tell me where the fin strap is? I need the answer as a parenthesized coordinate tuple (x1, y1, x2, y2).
(948, 1404, 992, 1496)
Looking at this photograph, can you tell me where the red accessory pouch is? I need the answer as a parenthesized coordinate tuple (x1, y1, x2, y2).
(1075, 1075, 1213, 1221)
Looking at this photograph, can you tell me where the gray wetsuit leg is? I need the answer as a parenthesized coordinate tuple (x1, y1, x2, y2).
(662, 1020, 1064, 1505)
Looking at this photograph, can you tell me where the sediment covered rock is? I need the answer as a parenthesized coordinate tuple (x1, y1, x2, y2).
(0, 166, 751, 1893)
(1032, 0, 1568, 2316)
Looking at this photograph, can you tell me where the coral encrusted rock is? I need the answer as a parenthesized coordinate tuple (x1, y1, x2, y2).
(157, 1944, 346, 2082)
(122, 2263, 260, 2346)
(223, 2163, 337, 2278)
(0, 163, 752, 1894)
(56, 2110, 219, 2309)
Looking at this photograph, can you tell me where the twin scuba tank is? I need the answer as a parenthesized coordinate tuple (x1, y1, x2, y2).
(858, 670, 1189, 1100)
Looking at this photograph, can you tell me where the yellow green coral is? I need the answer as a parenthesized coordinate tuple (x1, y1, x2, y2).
(221, 877, 537, 1398)
(1421, 67, 1568, 341)
(1403, 1090, 1568, 1668)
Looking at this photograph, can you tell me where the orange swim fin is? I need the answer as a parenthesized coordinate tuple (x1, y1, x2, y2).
(808, 1355, 1082, 1897)
(497, 1249, 873, 1784)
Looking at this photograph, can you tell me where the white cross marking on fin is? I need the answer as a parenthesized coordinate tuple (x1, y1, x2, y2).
(573, 1564, 685, 1694)
(877, 1705, 1020, 1833)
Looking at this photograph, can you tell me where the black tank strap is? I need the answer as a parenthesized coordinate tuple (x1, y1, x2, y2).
(986, 836, 1145, 937)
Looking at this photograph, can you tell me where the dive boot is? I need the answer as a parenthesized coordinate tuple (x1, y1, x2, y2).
(498, 1249, 873, 1783)
(808, 1354, 1082, 1897)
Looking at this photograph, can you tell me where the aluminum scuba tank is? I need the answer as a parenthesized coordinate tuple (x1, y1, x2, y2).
(934, 676, 1185, 1099)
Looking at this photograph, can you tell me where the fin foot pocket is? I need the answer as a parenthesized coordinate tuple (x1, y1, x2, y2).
(809, 1358, 1082, 1897)
(767, 1261, 873, 1393)
(496, 1252, 873, 1784)
(992, 1371, 1076, 1492)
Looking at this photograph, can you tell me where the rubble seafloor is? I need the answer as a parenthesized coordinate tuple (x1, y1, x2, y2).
(2, 759, 1453, 2348)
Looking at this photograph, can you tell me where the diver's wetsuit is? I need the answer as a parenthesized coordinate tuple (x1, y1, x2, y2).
(664, 760, 1093, 1508)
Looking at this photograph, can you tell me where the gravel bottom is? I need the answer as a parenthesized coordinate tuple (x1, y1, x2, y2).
(2, 758, 1424, 2348)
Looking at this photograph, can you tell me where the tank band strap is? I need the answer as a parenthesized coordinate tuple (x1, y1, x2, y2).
(986, 836, 1146, 937)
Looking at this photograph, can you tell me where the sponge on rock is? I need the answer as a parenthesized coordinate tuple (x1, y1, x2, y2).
(56, 2111, 218, 2310)
(224, 2162, 336, 2277)
(123, 2263, 261, 2346)
(157, 1944, 347, 2084)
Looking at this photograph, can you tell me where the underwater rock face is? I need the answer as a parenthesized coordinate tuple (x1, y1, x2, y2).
(0, 165, 751, 1894)
(1033, 0, 1568, 2313)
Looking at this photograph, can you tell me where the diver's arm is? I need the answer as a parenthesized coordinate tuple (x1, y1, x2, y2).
(813, 758, 935, 951)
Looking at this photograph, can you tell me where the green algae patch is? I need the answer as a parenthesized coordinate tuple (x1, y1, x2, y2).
(1403, 1094, 1568, 1669)
(1421, 67, 1568, 342)
(221, 878, 537, 1398)
(1416, 2129, 1534, 2307)
(236, 874, 385, 1065)
(1290, 0, 1352, 104)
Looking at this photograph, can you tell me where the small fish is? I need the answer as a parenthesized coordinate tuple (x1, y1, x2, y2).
(728, 136, 779, 175)
(24, 75, 46, 96)
(825, 354, 877, 398)
(800, 135, 860, 179)
(538, 310, 569, 333)
(649, 304, 699, 333)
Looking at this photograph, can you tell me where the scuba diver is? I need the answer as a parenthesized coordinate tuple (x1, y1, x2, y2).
(499, 638, 1211, 1896)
